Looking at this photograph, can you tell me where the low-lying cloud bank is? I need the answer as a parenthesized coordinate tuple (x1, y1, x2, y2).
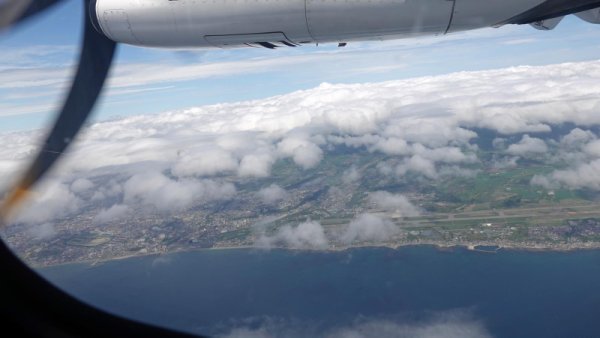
(339, 213, 399, 245)
(258, 192, 420, 249)
(219, 310, 492, 338)
(367, 191, 421, 215)
(257, 220, 328, 250)
(3, 60, 600, 225)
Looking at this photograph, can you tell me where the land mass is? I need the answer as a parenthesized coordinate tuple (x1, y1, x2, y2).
(5, 127, 600, 267)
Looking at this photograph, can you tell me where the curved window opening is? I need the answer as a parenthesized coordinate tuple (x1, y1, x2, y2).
(2, 2, 600, 337)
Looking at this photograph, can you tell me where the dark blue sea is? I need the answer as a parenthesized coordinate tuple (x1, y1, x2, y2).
(38, 246, 600, 337)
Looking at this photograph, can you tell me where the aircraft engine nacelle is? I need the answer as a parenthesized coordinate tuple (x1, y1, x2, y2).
(90, 0, 546, 48)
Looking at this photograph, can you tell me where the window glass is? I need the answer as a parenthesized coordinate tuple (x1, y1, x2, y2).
(2, 1, 600, 337)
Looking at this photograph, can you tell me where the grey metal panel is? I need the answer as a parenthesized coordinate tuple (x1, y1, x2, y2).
(96, 0, 178, 47)
(95, 0, 312, 48)
(94, 0, 580, 49)
(101, 9, 140, 44)
(173, 0, 311, 46)
(502, 0, 600, 25)
(576, 8, 600, 23)
(448, 0, 546, 33)
(305, 0, 454, 43)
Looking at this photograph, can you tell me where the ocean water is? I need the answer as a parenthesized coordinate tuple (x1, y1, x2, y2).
(38, 246, 600, 337)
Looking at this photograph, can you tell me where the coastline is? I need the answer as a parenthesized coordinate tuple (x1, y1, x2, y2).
(32, 240, 600, 270)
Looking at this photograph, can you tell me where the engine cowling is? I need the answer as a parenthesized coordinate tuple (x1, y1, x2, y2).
(90, 0, 546, 49)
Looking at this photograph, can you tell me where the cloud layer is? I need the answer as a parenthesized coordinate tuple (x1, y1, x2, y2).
(3, 60, 600, 226)
(258, 198, 418, 249)
(219, 310, 491, 338)
(258, 220, 328, 250)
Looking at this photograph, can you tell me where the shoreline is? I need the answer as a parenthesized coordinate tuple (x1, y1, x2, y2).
(32, 240, 600, 269)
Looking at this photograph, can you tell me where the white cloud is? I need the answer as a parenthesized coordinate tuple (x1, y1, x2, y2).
(28, 223, 57, 240)
(491, 156, 519, 169)
(14, 182, 81, 225)
(9, 59, 600, 225)
(94, 204, 131, 224)
(70, 178, 95, 194)
(9, 60, 600, 180)
(123, 172, 235, 212)
(327, 313, 492, 338)
(90, 180, 123, 202)
(257, 184, 288, 205)
(220, 310, 490, 338)
(502, 38, 536, 45)
(583, 139, 600, 158)
(342, 166, 361, 184)
(339, 213, 398, 245)
(413, 145, 476, 164)
(438, 165, 480, 178)
(277, 137, 323, 170)
(492, 138, 506, 149)
(535, 159, 600, 190)
(172, 148, 238, 177)
(506, 135, 548, 156)
(561, 128, 596, 148)
(396, 155, 438, 179)
(238, 152, 276, 177)
(530, 175, 556, 190)
(372, 137, 411, 156)
(258, 220, 328, 250)
(368, 191, 420, 216)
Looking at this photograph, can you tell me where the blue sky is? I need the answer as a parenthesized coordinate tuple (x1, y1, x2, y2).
(2, 0, 600, 132)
